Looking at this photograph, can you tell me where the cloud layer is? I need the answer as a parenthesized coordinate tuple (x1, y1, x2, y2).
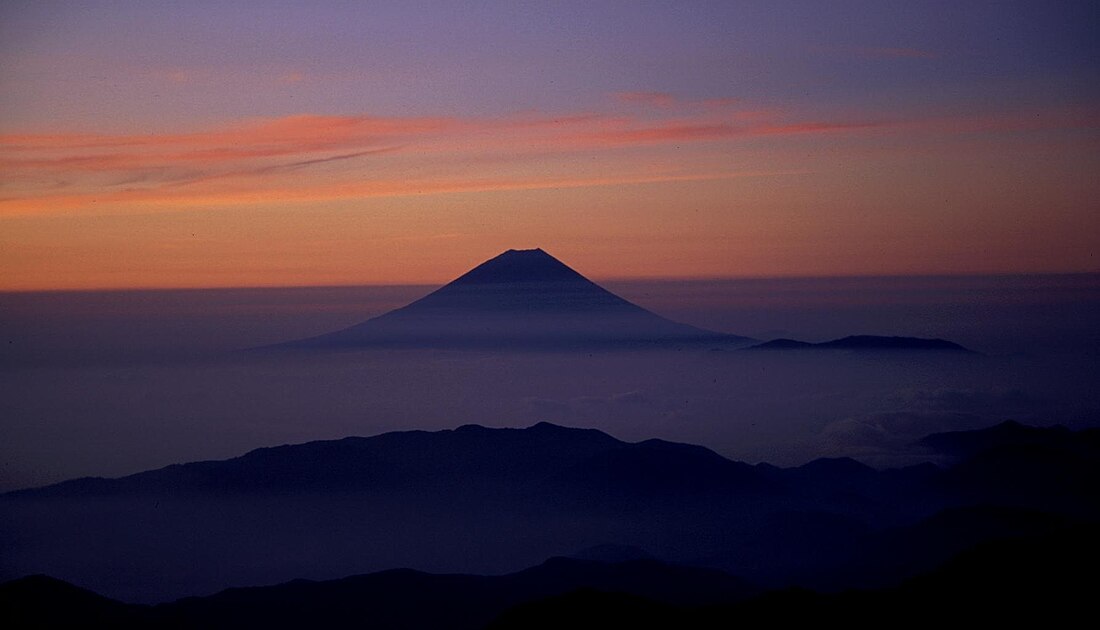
(8, 96, 1090, 218)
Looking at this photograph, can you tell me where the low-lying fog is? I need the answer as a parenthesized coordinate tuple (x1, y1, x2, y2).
(2, 274, 1098, 492)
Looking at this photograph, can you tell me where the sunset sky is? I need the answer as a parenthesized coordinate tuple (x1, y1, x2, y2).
(2, 1, 1098, 290)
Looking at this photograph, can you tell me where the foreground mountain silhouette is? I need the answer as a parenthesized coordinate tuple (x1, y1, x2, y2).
(272, 248, 751, 349)
(0, 558, 756, 630)
(4, 525, 1094, 629)
(489, 524, 1099, 628)
(3, 421, 1096, 603)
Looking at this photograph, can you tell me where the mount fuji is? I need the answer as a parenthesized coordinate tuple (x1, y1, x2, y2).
(273, 248, 751, 350)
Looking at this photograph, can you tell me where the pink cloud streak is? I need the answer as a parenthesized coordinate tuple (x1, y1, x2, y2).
(3, 98, 1091, 217)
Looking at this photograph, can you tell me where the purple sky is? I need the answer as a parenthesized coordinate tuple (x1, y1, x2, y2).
(1, 1, 1098, 288)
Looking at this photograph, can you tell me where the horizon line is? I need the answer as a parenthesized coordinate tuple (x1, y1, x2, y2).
(4, 269, 1099, 295)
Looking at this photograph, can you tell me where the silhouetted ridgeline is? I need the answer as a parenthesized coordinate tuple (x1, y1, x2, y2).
(488, 525, 1099, 628)
(749, 335, 972, 352)
(2, 525, 1095, 629)
(2, 421, 1096, 604)
(918, 419, 1100, 459)
(0, 557, 754, 630)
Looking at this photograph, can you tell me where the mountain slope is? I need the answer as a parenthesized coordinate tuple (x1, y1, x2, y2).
(0, 575, 148, 629)
(489, 524, 1100, 628)
(274, 249, 750, 349)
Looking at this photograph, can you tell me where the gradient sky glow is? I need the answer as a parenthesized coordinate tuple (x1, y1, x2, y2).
(2, 1, 1098, 289)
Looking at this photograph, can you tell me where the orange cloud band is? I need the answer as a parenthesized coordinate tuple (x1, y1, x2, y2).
(2, 98, 1093, 217)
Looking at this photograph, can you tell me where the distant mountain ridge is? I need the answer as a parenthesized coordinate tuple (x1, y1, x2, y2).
(5, 422, 632, 498)
(270, 248, 752, 350)
(918, 420, 1095, 458)
(749, 335, 972, 352)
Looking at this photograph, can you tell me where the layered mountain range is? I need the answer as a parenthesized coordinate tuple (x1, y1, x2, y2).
(3, 421, 1096, 605)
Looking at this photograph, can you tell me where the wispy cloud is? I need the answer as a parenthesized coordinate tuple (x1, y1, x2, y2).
(3, 97, 1088, 217)
(0, 168, 810, 216)
(572, 118, 875, 146)
(164, 70, 194, 83)
(575, 122, 740, 145)
(0, 115, 453, 191)
(1, 114, 452, 153)
(253, 147, 402, 174)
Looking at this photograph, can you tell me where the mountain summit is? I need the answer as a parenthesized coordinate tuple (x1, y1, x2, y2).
(274, 248, 749, 349)
(449, 248, 591, 285)
(404, 248, 638, 313)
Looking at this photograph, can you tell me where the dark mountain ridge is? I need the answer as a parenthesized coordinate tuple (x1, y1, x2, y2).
(488, 524, 1100, 628)
(750, 335, 972, 352)
(5, 525, 1095, 629)
(3, 423, 753, 500)
(0, 556, 755, 630)
(3, 421, 1096, 603)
